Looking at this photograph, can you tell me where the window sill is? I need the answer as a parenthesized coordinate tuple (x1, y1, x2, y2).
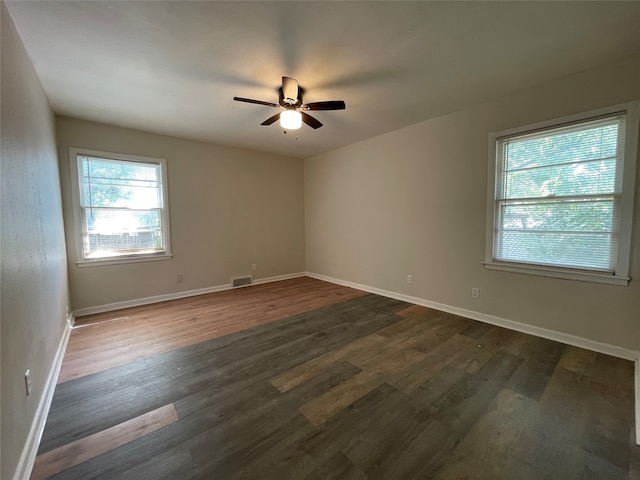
(76, 253, 173, 268)
(482, 261, 629, 286)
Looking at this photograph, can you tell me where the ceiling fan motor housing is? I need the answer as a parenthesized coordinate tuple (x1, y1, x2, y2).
(279, 87, 302, 107)
(281, 76, 299, 105)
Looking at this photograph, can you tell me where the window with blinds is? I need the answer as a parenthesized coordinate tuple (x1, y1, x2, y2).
(485, 102, 638, 285)
(70, 149, 171, 264)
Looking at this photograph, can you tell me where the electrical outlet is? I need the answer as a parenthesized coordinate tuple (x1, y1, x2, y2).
(252, 264, 257, 271)
(176, 273, 183, 283)
(407, 274, 413, 284)
(471, 287, 480, 299)
(25, 370, 32, 396)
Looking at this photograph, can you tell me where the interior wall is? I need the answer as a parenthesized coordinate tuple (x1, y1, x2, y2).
(55, 117, 305, 311)
(305, 55, 640, 351)
(1, 3, 70, 479)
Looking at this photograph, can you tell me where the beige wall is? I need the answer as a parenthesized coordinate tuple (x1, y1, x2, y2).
(305, 55, 640, 351)
(56, 117, 305, 311)
(1, 3, 70, 479)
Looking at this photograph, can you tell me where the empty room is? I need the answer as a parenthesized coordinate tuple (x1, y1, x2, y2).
(2, 1, 640, 479)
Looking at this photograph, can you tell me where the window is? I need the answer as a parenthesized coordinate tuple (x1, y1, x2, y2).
(485, 101, 638, 286)
(69, 148, 172, 265)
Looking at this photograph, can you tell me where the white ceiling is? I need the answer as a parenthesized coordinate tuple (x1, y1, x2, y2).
(6, 1, 640, 159)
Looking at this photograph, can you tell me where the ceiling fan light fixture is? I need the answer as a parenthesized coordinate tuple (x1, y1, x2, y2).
(280, 110, 302, 130)
(234, 76, 344, 130)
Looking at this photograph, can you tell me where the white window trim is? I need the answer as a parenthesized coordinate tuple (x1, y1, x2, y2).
(69, 147, 173, 267)
(484, 101, 639, 286)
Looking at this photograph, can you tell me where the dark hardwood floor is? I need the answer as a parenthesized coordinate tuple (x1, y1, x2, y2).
(31, 277, 639, 479)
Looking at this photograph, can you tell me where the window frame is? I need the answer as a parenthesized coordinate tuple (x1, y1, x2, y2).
(484, 101, 639, 286)
(69, 147, 172, 267)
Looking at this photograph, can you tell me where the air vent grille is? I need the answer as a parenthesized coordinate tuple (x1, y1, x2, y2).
(232, 276, 252, 288)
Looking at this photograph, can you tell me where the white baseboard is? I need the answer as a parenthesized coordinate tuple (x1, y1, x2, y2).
(14, 318, 72, 480)
(72, 272, 307, 318)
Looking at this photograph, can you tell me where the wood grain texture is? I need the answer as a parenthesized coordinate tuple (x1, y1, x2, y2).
(33, 277, 638, 479)
(61, 277, 366, 383)
(30, 404, 178, 480)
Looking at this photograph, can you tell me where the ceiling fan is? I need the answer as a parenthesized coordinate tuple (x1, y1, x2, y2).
(233, 76, 346, 130)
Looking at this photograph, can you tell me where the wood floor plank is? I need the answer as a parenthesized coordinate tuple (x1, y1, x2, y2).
(504, 338, 565, 401)
(341, 393, 432, 475)
(184, 360, 365, 477)
(116, 448, 199, 480)
(389, 334, 481, 394)
(591, 352, 635, 391)
(559, 345, 598, 377)
(363, 416, 453, 480)
(459, 320, 494, 340)
(40, 415, 205, 480)
(269, 333, 386, 393)
(223, 363, 364, 480)
(304, 450, 367, 480)
(409, 314, 476, 354)
(430, 389, 535, 480)
(298, 369, 386, 426)
(375, 307, 446, 338)
(582, 383, 634, 469)
(474, 325, 517, 353)
(192, 410, 314, 479)
(290, 382, 410, 479)
(30, 404, 178, 480)
(394, 304, 429, 318)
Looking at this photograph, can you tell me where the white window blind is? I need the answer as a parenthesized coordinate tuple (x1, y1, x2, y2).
(76, 153, 169, 261)
(493, 113, 626, 273)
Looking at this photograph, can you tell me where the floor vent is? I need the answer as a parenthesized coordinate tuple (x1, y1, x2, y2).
(232, 276, 253, 288)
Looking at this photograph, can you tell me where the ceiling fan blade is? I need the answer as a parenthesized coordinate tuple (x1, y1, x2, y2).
(233, 97, 279, 108)
(301, 100, 346, 111)
(282, 76, 299, 102)
(261, 113, 281, 126)
(301, 112, 323, 129)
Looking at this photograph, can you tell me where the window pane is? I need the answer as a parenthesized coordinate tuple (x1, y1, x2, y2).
(498, 198, 616, 233)
(496, 231, 614, 271)
(83, 207, 163, 258)
(503, 158, 616, 199)
(80, 157, 161, 208)
(504, 122, 619, 171)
